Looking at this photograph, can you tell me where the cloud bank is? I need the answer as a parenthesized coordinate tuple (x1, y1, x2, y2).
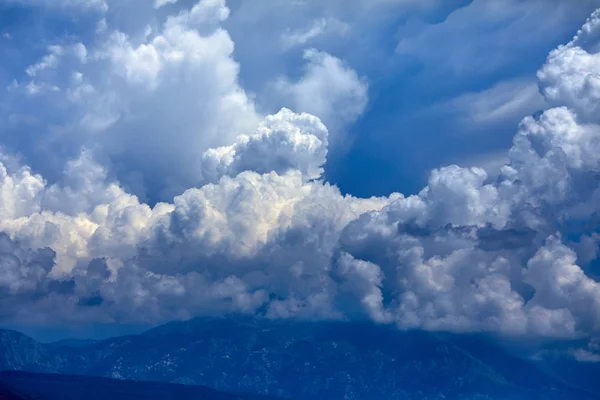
(1, 0, 371, 202)
(1, 1, 600, 358)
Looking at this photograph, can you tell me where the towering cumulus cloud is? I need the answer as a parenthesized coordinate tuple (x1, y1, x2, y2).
(339, 9, 600, 349)
(3, 0, 260, 201)
(1, 2, 600, 358)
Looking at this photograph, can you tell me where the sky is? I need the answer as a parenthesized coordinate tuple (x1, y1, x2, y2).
(1, 0, 600, 360)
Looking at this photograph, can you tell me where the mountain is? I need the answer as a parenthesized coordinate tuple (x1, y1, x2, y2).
(0, 330, 68, 373)
(537, 357, 600, 396)
(0, 371, 284, 400)
(49, 339, 98, 348)
(0, 318, 598, 400)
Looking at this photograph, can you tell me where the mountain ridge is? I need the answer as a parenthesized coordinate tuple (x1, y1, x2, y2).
(1, 318, 598, 400)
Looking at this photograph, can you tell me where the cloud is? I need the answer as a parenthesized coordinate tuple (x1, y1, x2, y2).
(538, 10, 600, 123)
(2, 0, 600, 360)
(331, 9, 600, 348)
(336, 91, 600, 340)
(395, 0, 600, 77)
(200, 108, 329, 183)
(281, 18, 350, 49)
(1, 0, 259, 202)
(25, 45, 66, 77)
(221, 0, 450, 148)
(0, 106, 392, 324)
(1, 0, 373, 201)
(436, 79, 547, 128)
(154, 0, 177, 9)
(268, 49, 368, 140)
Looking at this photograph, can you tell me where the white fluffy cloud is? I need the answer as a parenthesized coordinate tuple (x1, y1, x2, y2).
(334, 10, 600, 346)
(3, 0, 259, 202)
(200, 108, 329, 183)
(2, 0, 377, 203)
(2, 0, 600, 359)
(336, 92, 600, 341)
(268, 50, 368, 139)
(1, 0, 375, 201)
(538, 10, 600, 123)
(0, 106, 392, 324)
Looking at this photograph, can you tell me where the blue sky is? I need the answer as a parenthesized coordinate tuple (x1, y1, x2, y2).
(2, 0, 600, 359)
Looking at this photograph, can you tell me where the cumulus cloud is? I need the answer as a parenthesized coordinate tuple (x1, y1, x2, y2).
(332, 10, 600, 348)
(268, 49, 368, 139)
(2, 0, 259, 202)
(1, 0, 375, 202)
(2, 0, 427, 204)
(222, 0, 445, 148)
(0, 106, 392, 325)
(2, 0, 600, 360)
(538, 10, 600, 123)
(336, 95, 600, 342)
(200, 108, 328, 183)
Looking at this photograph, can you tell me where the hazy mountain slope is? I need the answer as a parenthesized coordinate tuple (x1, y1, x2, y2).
(537, 358, 600, 396)
(0, 318, 598, 400)
(49, 339, 98, 348)
(0, 330, 94, 374)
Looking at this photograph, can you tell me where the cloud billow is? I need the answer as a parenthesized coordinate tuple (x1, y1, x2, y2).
(1, 1, 600, 358)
